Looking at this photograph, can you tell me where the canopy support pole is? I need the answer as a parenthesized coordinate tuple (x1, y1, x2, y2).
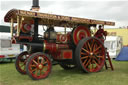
(17, 16, 20, 36)
(10, 18, 14, 38)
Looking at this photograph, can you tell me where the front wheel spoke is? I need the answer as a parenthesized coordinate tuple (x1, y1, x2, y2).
(35, 69, 39, 76)
(43, 66, 48, 69)
(31, 68, 37, 72)
(20, 63, 25, 67)
(37, 57, 40, 63)
(23, 65, 26, 70)
(41, 58, 44, 64)
(43, 61, 48, 65)
(31, 65, 36, 67)
(42, 70, 46, 73)
(40, 70, 42, 75)
(33, 60, 38, 65)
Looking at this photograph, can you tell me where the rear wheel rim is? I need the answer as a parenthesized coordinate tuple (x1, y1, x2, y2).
(80, 38, 105, 72)
(28, 54, 51, 79)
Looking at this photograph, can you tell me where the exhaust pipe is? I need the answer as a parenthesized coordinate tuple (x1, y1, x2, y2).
(31, 0, 40, 11)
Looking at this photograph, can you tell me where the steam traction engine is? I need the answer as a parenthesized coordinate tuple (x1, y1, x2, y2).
(4, 9, 115, 80)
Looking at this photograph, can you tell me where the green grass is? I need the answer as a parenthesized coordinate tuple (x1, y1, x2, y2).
(0, 61, 128, 85)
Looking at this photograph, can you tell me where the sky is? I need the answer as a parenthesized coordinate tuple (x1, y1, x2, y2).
(0, 0, 128, 28)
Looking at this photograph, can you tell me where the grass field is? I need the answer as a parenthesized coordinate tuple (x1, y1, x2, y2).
(0, 60, 128, 85)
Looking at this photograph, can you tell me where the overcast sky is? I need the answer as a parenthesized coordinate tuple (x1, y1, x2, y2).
(0, 0, 128, 28)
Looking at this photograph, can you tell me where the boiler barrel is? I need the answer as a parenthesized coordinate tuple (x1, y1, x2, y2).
(43, 42, 69, 53)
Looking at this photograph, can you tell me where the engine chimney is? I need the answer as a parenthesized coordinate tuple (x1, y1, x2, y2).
(31, 0, 40, 11)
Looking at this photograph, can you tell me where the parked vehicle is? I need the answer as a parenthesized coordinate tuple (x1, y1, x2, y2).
(104, 36, 123, 58)
(0, 25, 21, 62)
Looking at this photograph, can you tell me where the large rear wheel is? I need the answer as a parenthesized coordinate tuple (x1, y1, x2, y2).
(26, 52, 52, 80)
(75, 37, 106, 72)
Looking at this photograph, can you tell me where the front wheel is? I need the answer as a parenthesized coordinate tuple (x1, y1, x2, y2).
(75, 37, 106, 72)
(15, 51, 29, 74)
(26, 52, 52, 80)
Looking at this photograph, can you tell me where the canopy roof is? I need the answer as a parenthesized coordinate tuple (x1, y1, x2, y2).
(4, 9, 115, 27)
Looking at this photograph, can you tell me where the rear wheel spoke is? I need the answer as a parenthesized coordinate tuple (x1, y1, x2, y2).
(83, 58, 88, 65)
(90, 62, 92, 72)
(91, 39, 94, 51)
(87, 42, 91, 51)
(93, 60, 100, 68)
(80, 52, 86, 55)
(81, 56, 88, 60)
(82, 48, 90, 54)
(93, 57, 100, 64)
(93, 45, 102, 53)
(85, 59, 91, 67)
(97, 56, 104, 59)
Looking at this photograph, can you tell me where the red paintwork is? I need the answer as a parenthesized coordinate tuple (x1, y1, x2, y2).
(21, 23, 32, 33)
(73, 26, 91, 45)
(17, 36, 33, 42)
(67, 32, 71, 42)
(0, 55, 5, 58)
(51, 50, 72, 60)
(56, 34, 68, 43)
(105, 52, 114, 71)
(44, 41, 72, 60)
(61, 50, 72, 59)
